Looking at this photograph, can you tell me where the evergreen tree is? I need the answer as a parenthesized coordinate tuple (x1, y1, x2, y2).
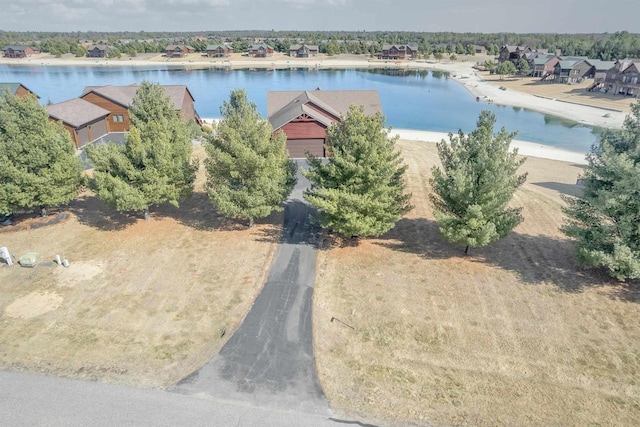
(303, 105, 412, 238)
(562, 101, 640, 281)
(517, 58, 532, 76)
(495, 60, 516, 79)
(87, 81, 197, 220)
(0, 91, 83, 216)
(205, 89, 296, 227)
(430, 111, 527, 254)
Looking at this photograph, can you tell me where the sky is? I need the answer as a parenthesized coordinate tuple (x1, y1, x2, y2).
(0, 0, 638, 33)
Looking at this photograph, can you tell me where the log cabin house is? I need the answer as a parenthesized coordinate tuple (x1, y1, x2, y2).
(2, 45, 39, 58)
(165, 45, 195, 58)
(376, 43, 419, 60)
(206, 44, 233, 58)
(498, 45, 532, 65)
(46, 98, 110, 149)
(553, 58, 594, 84)
(86, 45, 111, 58)
(267, 89, 382, 158)
(80, 84, 201, 133)
(532, 54, 560, 78)
(289, 44, 319, 58)
(247, 44, 273, 58)
(0, 82, 39, 98)
(605, 58, 640, 97)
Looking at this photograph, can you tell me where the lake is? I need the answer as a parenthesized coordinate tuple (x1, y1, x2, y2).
(0, 64, 603, 152)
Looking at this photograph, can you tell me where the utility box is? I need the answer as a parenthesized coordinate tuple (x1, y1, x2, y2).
(19, 252, 41, 268)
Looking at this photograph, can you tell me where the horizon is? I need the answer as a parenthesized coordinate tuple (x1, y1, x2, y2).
(1, 0, 638, 33)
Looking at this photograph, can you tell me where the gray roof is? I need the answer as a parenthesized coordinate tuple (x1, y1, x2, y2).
(3, 45, 28, 52)
(267, 90, 382, 131)
(381, 43, 419, 51)
(0, 82, 39, 98)
(206, 44, 233, 50)
(557, 59, 588, 69)
(87, 44, 110, 51)
(47, 98, 110, 128)
(533, 54, 558, 65)
(290, 44, 319, 51)
(588, 60, 616, 71)
(249, 44, 273, 50)
(81, 84, 194, 110)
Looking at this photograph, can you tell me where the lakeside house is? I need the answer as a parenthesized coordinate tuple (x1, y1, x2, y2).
(2, 45, 39, 58)
(206, 44, 233, 58)
(247, 44, 273, 58)
(0, 82, 39, 98)
(289, 44, 319, 58)
(165, 45, 195, 58)
(46, 98, 111, 149)
(553, 57, 593, 84)
(498, 45, 532, 65)
(267, 89, 382, 158)
(86, 45, 111, 58)
(605, 58, 640, 97)
(376, 43, 419, 60)
(532, 54, 560, 78)
(80, 84, 201, 132)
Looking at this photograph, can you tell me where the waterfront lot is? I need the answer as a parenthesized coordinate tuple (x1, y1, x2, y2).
(0, 145, 280, 388)
(314, 140, 640, 426)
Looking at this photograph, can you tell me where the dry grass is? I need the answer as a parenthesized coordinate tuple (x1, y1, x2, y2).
(313, 140, 640, 426)
(482, 72, 635, 114)
(0, 145, 281, 388)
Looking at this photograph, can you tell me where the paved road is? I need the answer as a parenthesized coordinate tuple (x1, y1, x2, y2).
(170, 161, 328, 416)
(0, 370, 341, 427)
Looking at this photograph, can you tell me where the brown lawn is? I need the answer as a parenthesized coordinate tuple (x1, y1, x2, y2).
(313, 140, 640, 426)
(0, 145, 281, 388)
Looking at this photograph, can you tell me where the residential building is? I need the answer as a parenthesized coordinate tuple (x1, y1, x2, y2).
(605, 58, 640, 97)
(498, 45, 532, 65)
(376, 43, 419, 60)
(165, 45, 195, 58)
(80, 84, 200, 132)
(46, 98, 110, 149)
(86, 45, 110, 58)
(2, 45, 39, 58)
(0, 82, 39, 98)
(247, 44, 273, 58)
(289, 44, 319, 58)
(206, 44, 233, 58)
(267, 89, 382, 158)
(532, 54, 560, 78)
(553, 58, 594, 84)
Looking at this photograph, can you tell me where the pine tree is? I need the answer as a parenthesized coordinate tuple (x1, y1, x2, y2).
(430, 111, 527, 254)
(205, 89, 296, 227)
(303, 105, 412, 238)
(87, 81, 197, 220)
(562, 101, 640, 281)
(0, 90, 83, 216)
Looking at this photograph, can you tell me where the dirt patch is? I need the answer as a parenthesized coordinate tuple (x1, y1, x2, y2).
(55, 262, 103, 287)
(314, 139, 640, 426)
(4, 291, 63, 319)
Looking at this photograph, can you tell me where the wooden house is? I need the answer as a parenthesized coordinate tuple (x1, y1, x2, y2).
(498, 45, 532, 65)
(532, 54, 560, 78)
(267, 89, 382, 158)
(471, 45, 487, 55)
(553, 58, 594, 84)
(80, 84, 201, 132)
(376, 43, 419, 60)
(206, 44, 233, 58)
(2, 45, 39, 58)
(289, 44, 319, 58)
(605, 58, 640, 97)
(46, 98, 110, 149)
(86, 45, 110, 58)
(247, 44, 273, 58)
(0, 82, 39, 98)
(165, 45, 195, 58)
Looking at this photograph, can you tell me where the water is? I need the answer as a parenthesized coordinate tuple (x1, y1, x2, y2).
(0, 64, 603, 152)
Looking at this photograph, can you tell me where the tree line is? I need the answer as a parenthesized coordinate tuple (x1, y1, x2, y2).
(1, 85, 638, 281)
(3, 30, 640, 60)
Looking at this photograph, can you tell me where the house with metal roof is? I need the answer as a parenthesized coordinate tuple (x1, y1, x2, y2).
(289, 44, 319, 58)
(0, 82, 39, 98)
(553, 57, 594, 84)
(247, 44, 273, 58)
(206, 44, 233, 58)
(267, 89, 382, 158)
(46, 98, 111, 149)
(531, 54, 560, 78)
(605, 58, 640, 97)
(376, 43, 419, 60)
(2, 45, 39, 58)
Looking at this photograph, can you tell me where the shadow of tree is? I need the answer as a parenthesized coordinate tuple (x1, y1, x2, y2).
(532, 181, 584, 197)
(69, 193, 137, 231)
(152, 192, 245, 232)
(375, 217, 639, 301)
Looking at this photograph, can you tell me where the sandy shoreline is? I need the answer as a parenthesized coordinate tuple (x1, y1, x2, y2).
(2, 53, 629, 131)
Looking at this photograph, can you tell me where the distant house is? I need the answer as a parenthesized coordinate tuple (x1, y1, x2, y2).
(553, 58, 594, 84)
(80, 84, 201, 132)
(605, 58, 640, 97)
(532, 54, 560, 78)
(498, 45, 532, 65)
(289, 44, 319, 58)
(206, 44, 233, 58)
(247, 44, 273, 58)
(86, 45, 110, 58)
(471, 44, 487, 55)
(165, 45, 195, 58)
(2, 45, 39, 58)
(0, 82, 39, 98)
(267, 89, 382, 158)
(377, 43, 419, 60)
(46, 98, 111, 149)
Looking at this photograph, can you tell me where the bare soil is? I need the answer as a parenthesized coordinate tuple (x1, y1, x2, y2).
(313, 139, 640, 426)
(0, 145, 281, 388)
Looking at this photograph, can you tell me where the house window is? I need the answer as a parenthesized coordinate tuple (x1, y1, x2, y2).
(113, 114, 124, 123)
